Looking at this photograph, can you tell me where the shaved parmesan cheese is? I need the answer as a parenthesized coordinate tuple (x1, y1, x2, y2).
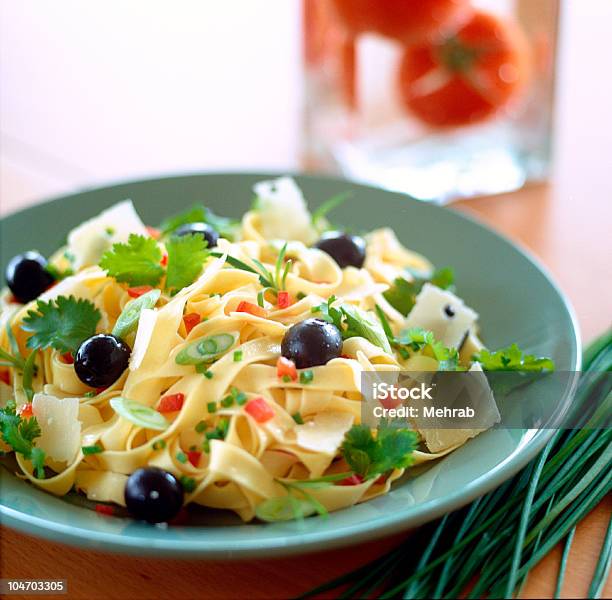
(253, 177, 317, 245)
(67, 200, 149, 269)
(296, 411, 354, 455)
(405, 283, 478, 348)
(415, 364, 500, 453)
(129, 308, 158, 371)
(32, 393, 81, 463)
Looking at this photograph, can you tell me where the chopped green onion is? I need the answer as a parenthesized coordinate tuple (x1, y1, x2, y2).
(175, 332, 238, 365)
(176, 451, 187, 464)
(221, 395, 234, 408)
(299, 370, 314, 385)
(180, 476, 196, 493)
(296, 292, 306, 301)
(292, 412, 304, 425)
(233, 350, 243, 362)
(257, 290, 265, 308)
(152, 439, 166, 450)
(282, 374, 292, 383)
(111, 288, 161, 339)
(84, 391, 96, 398)
(82, 444, 103, 455)
(207, 402, 217, 413)
(202, 439, 210, 453)
(234, 391, 248, 406)
(195, 420, 207, 433)
(218, 418, 230, 438)
(110, 397, 168, 431)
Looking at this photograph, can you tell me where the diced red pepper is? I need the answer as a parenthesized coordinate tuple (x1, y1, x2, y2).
(17, 403, 34, 418)
(158, 393, 185, 413)
(375, 472, 391, 485)
(276, 356, 298, 382)
(128, 285, 154, 298)
(146, 226, 161, 239)
(160, 254, 168, 267)
(236, 301, 268, 318)
(95, 504, 115, 516)
(379, 395, 402, 410)
(61, 352, 74, 364)
(336, 474, 364, 486)
(187, 450, 201, 467)
(0, 370, 10, 385)
(183, 313, 201, 334)
(95, 387, 108, 395)
(244, 397, 275, 423)
(277, 291, 293, 309)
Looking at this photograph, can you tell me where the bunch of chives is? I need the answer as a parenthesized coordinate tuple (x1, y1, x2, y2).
(303, 330, 612, 599)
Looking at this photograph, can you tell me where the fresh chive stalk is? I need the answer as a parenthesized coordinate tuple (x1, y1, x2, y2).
(302, 331, 612, 599)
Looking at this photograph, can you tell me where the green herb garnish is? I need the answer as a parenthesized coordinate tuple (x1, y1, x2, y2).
(292, 412, 304, 425)
(99, 234, 164, 286)
(159, 204, 239, 241)
(233, 350, 243, 362)
(299, 370, 314, 385)
(152, 439, 166, 450)
(180, 475, 197, 493)
(176, 451, 188, 464)
(22, 296, 101, 354)
(473, 344, 555, 372)
(82, 444, 103, 455)
(383, 267, 454, 316)
(165, 234, 210, 293)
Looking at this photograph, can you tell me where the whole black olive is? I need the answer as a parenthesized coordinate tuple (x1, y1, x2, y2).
(124, 467, 184, 523)
(281, 318, 343, 369)
(174, 222, 219, 248)
(314, 232, 366, 269)
(5, 251, 55, 303)
(74, 334, 131, 388)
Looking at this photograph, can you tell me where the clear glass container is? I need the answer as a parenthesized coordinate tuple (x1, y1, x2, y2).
(302, 0, 559, 202)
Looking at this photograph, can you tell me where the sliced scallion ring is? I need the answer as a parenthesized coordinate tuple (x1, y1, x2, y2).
(110, 397, 168, 431)
(112, 289, 161, 339)
(175, 332, 238, 365)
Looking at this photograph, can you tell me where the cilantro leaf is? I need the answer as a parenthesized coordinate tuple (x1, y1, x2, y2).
(22, 295, 101, 354)
(341, 420, 418, 479)
(383, 267, 454, 316)
(395, 327, 461, 370)
(159, 204, 239, 241)
(473, 344, 555, 372)
(99, 234, 164, 286)
(312, 298, 391, 353)
(165, 234, 210, 293)
(0, 401, 41, 456)
(30, 447, 46, 479)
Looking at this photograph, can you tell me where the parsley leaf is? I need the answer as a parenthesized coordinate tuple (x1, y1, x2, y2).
(0, 401, 41, 455)
(473, 344, 555, 372)
(22, 295, 101, 354)
(383, 267, 454, 316)
(396, 327, 461, 370)
(99, 234, 164, 286)
(159, 204, 239, 241)
(341, 420, 418, 479)
(165, 234, 210, 293)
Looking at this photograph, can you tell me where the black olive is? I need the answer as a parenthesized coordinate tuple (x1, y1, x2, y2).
(174, 222, 219, 248)
(281, 318, 342, 369)
(124, 467, 184, 523)
(74, 334, 131, 388)
(444, 305, 456, 318)
(5, 251, 55, 303)
(314, 232, 366, 269)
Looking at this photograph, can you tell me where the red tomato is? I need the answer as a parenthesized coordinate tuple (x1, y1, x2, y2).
(337, 474, 365, 486)
(277, 291, 294, 309)
(276, 356, 298, 382)
(244, 397, 275, 423)
(398, 10, 531, 127)
(61, 352, 74, 364)
(95, 504, 115, 516)
(187, 451, 201, 467)
(183, 313, 201, 334)
(160, 254, 168, 267)
(17, 403, 34, 418)
(157, 393, 185, 413)
(236, 301, 268, 318)
(127, 285, 154, 298)
(331, 0, 469, 43)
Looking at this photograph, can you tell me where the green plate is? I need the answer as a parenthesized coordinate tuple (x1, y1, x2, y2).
(0, 173, 580, 557)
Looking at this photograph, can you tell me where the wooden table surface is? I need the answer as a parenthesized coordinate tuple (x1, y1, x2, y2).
(1, 181, 610, 599)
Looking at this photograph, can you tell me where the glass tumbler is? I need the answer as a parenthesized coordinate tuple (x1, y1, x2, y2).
(302, 0, 559, 202)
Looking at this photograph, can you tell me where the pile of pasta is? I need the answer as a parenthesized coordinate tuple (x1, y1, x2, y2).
(0, 178, 487, 521)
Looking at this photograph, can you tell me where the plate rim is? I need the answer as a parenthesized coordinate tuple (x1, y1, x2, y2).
(0, 171, 581, 558)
